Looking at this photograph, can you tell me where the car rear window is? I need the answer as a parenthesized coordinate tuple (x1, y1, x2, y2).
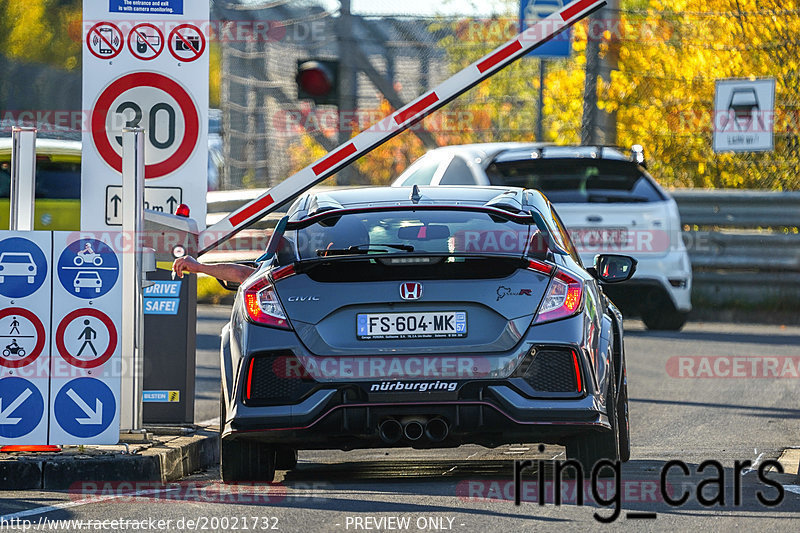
(485, 158, 666, 203)
(288, 208, 550, 260)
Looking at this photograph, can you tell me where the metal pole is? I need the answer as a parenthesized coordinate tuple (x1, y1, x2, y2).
(337, 0, 358, 185)
(120, 128, 145, 433)
(581, 14, 600, 145)
(537, 60, 547, 142)
(10, 127, 37, 231)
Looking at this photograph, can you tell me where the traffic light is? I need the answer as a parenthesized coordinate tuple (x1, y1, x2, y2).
(296, 59, 339, 106)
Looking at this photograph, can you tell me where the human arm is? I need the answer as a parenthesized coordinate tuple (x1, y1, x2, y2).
(172, 256, 256, 284)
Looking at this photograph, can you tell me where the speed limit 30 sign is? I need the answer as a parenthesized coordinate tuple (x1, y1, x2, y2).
(81, 2, 209, 231)
(91, 72, 199, 179)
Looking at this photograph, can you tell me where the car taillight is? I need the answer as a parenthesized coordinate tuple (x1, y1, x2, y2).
(534, 268, 583, 323)
(526, 259, 555, 276)
(242, 275, 291, 329)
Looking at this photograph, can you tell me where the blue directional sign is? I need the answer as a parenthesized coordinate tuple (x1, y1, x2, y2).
(0, 377, 44, 439)
(54, 378, 116, 438)
(0, 237, 48, 298)
(56, 239, 119, 300)
(520, 0, 573, 58)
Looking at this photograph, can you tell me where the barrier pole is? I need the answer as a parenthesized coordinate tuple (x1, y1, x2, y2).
(9, 127, 37, 231)
(120, 128, 145, 433)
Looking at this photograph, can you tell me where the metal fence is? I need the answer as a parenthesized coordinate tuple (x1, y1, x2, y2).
(213, 2, 800, 193)
(673, 189, 800, 307)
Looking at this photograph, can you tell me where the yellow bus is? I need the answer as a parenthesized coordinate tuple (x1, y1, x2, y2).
(0, 138, 81, 230)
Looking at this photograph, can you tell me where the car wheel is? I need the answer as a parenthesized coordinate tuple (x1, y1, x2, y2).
(219, 384, 276, 483)
(275, 447, 298, 471)
(566, 365, 620, 474)
(641, 291, 688, 331)
(616, 370, 631, 463)
(641, 308, 688, 331)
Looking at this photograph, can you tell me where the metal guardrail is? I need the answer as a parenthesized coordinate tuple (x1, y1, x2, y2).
(671, 189, 800, 306)
(206, 188, 800, 307)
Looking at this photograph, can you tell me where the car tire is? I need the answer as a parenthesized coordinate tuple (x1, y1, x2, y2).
(566, 365, 620, 474)
(221, 438, 276, 483)
(219, 384, 276, 483)
(641, 308, 688, 331)
(275, 447, 298, 471)
(641, 291, 688, 331)
(616, 371, 631, 463)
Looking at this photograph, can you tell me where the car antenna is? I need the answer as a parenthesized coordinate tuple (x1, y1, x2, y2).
(410, 184, 422, 204)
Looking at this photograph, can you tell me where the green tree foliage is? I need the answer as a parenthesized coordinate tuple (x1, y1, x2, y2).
(0, 0, 82, 71)
(430, 0, 800, 190)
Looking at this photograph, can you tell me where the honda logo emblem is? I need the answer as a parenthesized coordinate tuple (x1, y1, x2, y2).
(399, 282, 422, 300)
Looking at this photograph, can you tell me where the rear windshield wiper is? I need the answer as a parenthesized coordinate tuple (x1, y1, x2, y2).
(316, 243, 415, 256)
(587, 193, 649, 203)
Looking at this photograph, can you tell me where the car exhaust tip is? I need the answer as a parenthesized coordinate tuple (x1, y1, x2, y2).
(378, 419, 403, 444)
(425, 417, 449, 442)
(403, 420, 424, 441)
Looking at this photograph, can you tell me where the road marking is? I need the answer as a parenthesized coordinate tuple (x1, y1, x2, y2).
(742, 449, 764, 475)
(785, 485, 800, 496)
(0, 488, 179, 522)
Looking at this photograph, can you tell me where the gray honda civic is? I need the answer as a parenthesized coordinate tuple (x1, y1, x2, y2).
(218, 185, 636, 482)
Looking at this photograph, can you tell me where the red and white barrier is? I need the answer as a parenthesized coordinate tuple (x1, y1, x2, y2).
(198, 0, 606, 255)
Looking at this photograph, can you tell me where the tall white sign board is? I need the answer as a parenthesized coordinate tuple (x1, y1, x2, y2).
(713, 78, 775, 153)
(81, 0, 209, 230)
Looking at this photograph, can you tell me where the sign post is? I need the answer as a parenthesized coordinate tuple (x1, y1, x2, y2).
(81, 0, 209, 231)
(10, 127, 37, 231)
(120, 128, 146, 434)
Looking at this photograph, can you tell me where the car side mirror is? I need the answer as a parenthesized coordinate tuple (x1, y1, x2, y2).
(216, 279, 240, 291)
(215, 260, 260, 292)
(591, 254, 637, 283)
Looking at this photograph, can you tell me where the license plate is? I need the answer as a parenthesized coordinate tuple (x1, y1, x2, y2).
(357, 311, 467, 340)
(570, 227, 629, 247)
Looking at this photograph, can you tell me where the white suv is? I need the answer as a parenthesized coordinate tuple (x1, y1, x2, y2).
(392, 143, 692, 330)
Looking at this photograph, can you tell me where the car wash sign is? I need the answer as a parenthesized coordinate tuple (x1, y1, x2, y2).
(81, 0, 209, 231)
(0, 231, 122, 446)
(713, 78, 775, 153)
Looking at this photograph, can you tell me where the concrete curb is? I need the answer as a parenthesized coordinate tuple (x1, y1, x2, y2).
(0, 429, 219, 491)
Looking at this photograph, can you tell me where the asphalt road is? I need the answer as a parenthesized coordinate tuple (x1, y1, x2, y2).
(2, 305, 799, 532)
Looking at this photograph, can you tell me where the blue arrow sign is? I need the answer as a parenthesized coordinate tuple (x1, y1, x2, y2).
(54, 378, 116, 438)
(0, 238, 48, 299)
(0, 377, 44, 439)
(56, 239, 119, 300)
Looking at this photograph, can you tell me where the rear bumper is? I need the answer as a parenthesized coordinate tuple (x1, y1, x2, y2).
(224, 382, 609, 449)
(222, 309, 614, 449)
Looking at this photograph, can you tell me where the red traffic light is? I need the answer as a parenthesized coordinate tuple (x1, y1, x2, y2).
(297, 64, 333, 96)
(296, 59, 339, 105)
